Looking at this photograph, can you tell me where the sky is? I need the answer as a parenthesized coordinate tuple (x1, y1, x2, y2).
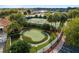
(0, 5, 79, 8)
(0, 0, 79, 5)
(0, 0, 79, 8)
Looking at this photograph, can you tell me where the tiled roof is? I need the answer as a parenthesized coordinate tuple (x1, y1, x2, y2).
(0, 18, 10, 27)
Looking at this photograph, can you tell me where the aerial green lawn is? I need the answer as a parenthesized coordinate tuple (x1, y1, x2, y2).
(23, 29, 45, 42)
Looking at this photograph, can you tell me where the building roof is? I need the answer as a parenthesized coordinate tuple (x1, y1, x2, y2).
(0, 18, 10, 27)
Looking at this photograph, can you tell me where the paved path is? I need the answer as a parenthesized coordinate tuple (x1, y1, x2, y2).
(50, 36, 65, 53)
(0, 32, 7, 53)
(37, 32, 63, 53)
(0, 43, 5, 53)
(50, 22, 67, 53)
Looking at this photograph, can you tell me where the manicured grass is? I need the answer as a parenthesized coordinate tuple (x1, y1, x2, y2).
(3, 38, 10, 53)
(23, 34, 48, 44)
(28, 18, 47, 24)
(30, 46, 37, 53)
(23, 29, 45, 42)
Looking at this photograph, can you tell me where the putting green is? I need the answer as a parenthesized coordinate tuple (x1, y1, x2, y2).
(23, 29, 45, 42)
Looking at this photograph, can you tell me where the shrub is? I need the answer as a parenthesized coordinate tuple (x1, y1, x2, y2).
(9, 40, 31, 53)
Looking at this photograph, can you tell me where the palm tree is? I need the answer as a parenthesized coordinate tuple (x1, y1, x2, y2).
(9, 13, 26, 27)
(48, 12, 60, 28)
(59, 13, 68, 27)
(9, 14, 16, 21)
(7, 22, 21, 38)
(52, 13, 58, 27)
(47, 14, 53, 31)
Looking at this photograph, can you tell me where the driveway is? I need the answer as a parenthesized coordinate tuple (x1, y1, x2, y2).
(0, 32, 7, 53)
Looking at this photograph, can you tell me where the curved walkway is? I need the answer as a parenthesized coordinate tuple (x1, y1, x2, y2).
(37, 31, 63, 53)
(20, 32, 50, 47)
(46, 22, 67, 53)
(50, 36, 65, 53)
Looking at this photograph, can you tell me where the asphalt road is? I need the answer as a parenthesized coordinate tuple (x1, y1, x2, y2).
(59, 43, 79, 53)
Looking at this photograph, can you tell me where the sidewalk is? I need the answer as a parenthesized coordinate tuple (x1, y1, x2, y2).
(50, 36, 65, 53)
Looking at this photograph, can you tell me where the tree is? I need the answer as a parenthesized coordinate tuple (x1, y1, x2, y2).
(63, 17, 79, 47)
(47, 14, 53, 31)
(47, 12, 60, 28)
(42, 24, 50, 30)
(24, 11, 27, 15)
(47, 11, 60, 31)
(7, 22, 21, 39)
(43, 15, 47, 19)
(35, 14, 38, 18)
(9, 40, 31, 53)
(68, 9, 79, 18)
(0, 9, 18, 17)
(39, 15, 42, 18)
(9, 14, 16, 21)
(59, 13, 68, 27)
(52, 12, 60, 26)
(9, 13, 26, 27)
(53, 12, 68, 27)
(27, 9, 31, 15)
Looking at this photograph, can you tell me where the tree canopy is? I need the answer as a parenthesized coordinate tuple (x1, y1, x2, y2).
(63, 17, 79, 47)
(10, 40, 31, 53)
(68, 9, 79, 18)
